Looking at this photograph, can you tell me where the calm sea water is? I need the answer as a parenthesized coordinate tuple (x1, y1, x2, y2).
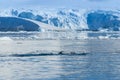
(0, 53, 120, 80)
(0, 39, 120, 80)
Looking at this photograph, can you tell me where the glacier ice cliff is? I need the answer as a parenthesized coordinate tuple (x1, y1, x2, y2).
(0, 9, 120, 31)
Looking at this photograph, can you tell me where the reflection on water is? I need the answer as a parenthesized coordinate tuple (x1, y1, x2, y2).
(0, 53, 120, 80)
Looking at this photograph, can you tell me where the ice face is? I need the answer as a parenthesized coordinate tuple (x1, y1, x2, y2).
(10, 9, 120, 31)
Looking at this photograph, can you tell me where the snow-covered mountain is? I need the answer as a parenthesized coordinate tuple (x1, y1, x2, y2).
(0, 8, 120, 31)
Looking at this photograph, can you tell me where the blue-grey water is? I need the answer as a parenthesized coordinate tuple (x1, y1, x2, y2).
(0, 38, 120, 80)
(0, 53, 120, 80)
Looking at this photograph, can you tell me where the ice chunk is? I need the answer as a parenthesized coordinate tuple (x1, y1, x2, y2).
(0, 37, 13, 41)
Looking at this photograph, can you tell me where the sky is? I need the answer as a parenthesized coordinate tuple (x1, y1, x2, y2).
(0, 0, 120, 9)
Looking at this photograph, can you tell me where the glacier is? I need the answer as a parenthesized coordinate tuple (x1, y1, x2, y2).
(0, 8, 120, 31)
(0, 8, 120, 41)
(0, 8, 119, 55)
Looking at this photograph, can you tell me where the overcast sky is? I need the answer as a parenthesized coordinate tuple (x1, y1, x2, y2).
(0, 0, 120, 9)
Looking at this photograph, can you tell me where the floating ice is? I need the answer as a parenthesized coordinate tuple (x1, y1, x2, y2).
(0, 37, 13, 41)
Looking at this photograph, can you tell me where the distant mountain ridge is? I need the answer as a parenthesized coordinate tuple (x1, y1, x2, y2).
(0, 9, 120, 31)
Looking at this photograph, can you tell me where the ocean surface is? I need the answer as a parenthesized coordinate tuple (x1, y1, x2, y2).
(1, 52, 120, 80)
(0, 39, 119, 80)
(0, 32, 120, 80)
